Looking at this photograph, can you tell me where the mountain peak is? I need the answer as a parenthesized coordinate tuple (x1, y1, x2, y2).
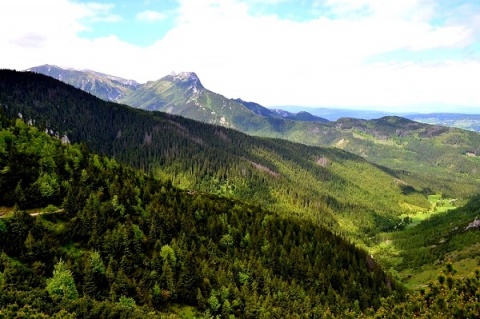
(27, 64, 73, 74)
(166, 71, 204, 93)
(169, 71, 199, 81)
(26, 64, 140, 101)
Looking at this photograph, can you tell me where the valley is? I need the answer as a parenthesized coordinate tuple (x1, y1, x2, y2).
(0, 69, 479, 317)
(370, 194, 469, 287)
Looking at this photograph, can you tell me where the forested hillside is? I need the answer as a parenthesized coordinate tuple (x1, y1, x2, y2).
(0, 70, 439, 240)
(1, 100, 480, 319)
(28, 66, 480, 200)
(2, 69, 480, 299)
(0, 115, 405, 318)
(332, 116, 480, 193)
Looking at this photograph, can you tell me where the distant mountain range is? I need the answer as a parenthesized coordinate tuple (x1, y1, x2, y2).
(279, 106, 480, 132)
(28, 65, 480, 133)
(277, 106, 404, 121)
(27, 65, 328, 133)
(24, 65, 480, 192)
(26, 65, 140, 101)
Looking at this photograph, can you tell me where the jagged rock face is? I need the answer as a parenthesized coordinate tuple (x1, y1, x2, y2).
(167, 71, 201, 84)
(167, 72, 204, 94)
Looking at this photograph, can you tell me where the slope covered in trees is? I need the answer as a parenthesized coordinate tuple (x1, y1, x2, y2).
(0, 115, 404, 318)
(0, 69, 441, 240)
(2, 69, 480, 291)
(28, 65, 480, 197)
(331, 116, 480, 195)
(372, 264, 480, 318)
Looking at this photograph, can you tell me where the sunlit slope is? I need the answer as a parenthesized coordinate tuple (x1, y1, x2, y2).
(0, 69, 437, 239)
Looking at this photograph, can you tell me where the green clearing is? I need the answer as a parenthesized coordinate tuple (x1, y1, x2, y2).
(352, 130, 399, 146)
(370, 194, 467, 288)
(398, 194, 456, 229)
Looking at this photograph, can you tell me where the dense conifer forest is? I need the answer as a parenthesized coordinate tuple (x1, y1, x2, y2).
(0, 115, 403, 317)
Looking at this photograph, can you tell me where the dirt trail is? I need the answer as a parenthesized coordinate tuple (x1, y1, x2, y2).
(0, 209, 64, 218)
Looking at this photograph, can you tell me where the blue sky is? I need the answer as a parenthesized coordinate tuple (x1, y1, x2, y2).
(1, 0, 480, 112)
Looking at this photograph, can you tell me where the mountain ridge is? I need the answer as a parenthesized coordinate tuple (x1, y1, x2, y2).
(233, 98, 328, 123)
(27, 64, 141, 101)
(280, 106, 480, 132)
(28, 65, 480, 133)
(21, 65, 480, 198)
(27, 64, 330, 130)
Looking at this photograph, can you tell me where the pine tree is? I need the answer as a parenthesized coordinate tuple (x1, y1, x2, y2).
(46, 259, 78, 300)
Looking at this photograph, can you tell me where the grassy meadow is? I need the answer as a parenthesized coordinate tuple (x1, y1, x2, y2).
(369, 194, 480, 289)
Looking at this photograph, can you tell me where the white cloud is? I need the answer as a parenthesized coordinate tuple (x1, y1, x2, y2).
(1, 0, 86, 47)
(10, 33, 48, 48)
(83, 3, 122, 22)
(0, 0, 137, 74)
(0, 0, 479, 111)
(136, 10, 167, 22)
(142, 0, 479, 111)
(0, 0, 121, 49)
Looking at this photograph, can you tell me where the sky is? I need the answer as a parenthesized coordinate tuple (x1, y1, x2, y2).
(1, 0, 480, 112)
